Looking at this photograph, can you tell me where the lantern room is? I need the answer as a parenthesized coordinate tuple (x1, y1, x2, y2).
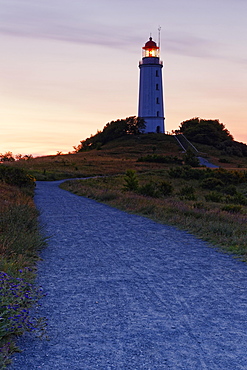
(142, 37, 160, 58)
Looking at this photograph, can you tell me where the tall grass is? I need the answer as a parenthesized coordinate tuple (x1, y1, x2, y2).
(0, 168, 46, 368)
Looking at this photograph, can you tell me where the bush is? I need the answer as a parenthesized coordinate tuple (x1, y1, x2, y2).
(230, 193, 247, 206)
(0, 165, 35, 189)
(122, 170, 139, 191)
(177, 117, 233, 146)
(159, 181, 173, 196)
(168, 166, 206, 180)
(219, 157, 231, 163)
(223, 185, 238, 196)
(221, 205, 243, 213)
(168, 167, 184, 178)
(205, 192, 223, 203)
(179, 186, 196, 200)
(200, 177, 224, 190)
(183, 150, 200, 167)
(214, 169, 247, 185)
(137, 155, 182, 165)
(138, 182, 160, 198)
(77, 116, 146, 151)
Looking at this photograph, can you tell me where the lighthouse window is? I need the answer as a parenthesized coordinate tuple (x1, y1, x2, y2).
(156, 84, 159, 90)
(156, 70, 159, 77)
(157, 111, 160, 117)
(156, 97, 159, 104)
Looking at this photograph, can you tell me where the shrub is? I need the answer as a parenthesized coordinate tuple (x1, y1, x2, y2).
(138, 182, 160, 198)
(122, 170, 139, 191)
(221, 205, 243, 213)
(137, 155, 182, 164)
(168, 166, 206, 180)
(200, 177, 224, 190)
(168, 167, 184, 178)
(0, 165, 35, 189)
(193, 202, 205, 209)
(205, 192, 223, 203)
(230, 193, 247, 206)
(214, 169, 247, 185)
(159, 181, 173, 196)
(179, 185, 195, 196)
(223, 185, 238, 196)
(219, 157, 231, 163)
(179, 185, 196, 200)
(183, 150, 200, 167)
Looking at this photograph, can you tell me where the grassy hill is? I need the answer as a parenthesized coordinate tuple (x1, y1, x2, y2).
(6, 133, 247, 180)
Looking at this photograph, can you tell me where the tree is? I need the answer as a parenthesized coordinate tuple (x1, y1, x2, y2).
(77, 116, 146, 151)
(177, 117, 233, 146)
(0, 151, 15, 162)
(123, 170, 139, 191)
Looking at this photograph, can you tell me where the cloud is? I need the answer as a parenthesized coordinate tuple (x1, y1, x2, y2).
(163, 33, 221, 59)
(1, 0, 245, 63)
(0, 0, 139, 51)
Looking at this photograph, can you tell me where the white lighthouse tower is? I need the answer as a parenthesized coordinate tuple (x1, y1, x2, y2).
(138, 36, 165, 133)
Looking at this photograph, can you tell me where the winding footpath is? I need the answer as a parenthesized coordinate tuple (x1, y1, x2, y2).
(10, 180, 247, 369)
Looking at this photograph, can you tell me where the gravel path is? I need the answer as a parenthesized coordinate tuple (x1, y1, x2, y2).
(10, 180, 247, 369)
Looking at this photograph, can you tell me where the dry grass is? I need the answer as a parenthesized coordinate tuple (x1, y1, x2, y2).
(7, 134, 247, 181)
(0, 181, 46, 367)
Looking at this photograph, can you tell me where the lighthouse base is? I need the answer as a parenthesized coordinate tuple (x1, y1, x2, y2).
(142, 117, 165, 134)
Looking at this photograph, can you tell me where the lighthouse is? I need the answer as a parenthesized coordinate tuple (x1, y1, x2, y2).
(138, 36, 165, 133)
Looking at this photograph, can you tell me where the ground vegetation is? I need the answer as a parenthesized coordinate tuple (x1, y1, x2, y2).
(0, 166, 46, 368)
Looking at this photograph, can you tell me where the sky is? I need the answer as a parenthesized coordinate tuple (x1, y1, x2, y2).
(1, 0, 247, 157)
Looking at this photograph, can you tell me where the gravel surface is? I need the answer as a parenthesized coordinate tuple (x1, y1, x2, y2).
(197, 157, 219, 168)
(10, 180, 247, 369)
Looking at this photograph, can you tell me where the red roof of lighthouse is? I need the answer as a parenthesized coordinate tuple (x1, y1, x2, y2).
(143, 37, 159, 50)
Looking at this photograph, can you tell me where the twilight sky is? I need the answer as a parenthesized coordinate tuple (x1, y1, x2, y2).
(1, 0, 247, 156)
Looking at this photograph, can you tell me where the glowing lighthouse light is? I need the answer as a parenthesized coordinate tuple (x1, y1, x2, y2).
(138, 36, 165, 133)
(142, 37, 160, 58)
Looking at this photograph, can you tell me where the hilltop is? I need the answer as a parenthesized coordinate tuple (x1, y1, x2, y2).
(4, 131, 247, 181)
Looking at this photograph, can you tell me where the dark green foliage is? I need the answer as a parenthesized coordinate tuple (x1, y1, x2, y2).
(168, 166, 247, 185)
(138, 181, 173, 198)
(204, 190, 247, 205)
(219, 157, 231, 163)
(205, 192, 223, 203)
(200, 177, 224, 190)
(176, 117, 247, 157)
(219, 140, 247, 157)
(177, 117, 233, 146)
(159, 181, 173, 196)
(179, 186, 196, 200)
(167, 167, 184, 179)
(168, 166, 206, 180)
(123, 170, 139, 191)
(78, 116, 146, 151)
(137, 154, 182, 164)
(213, 168, 247, 184)
(0, 165, 35, 189)
(138, 182, 160, 198)
(223, 185, 238, 196)
(225, 193, 247, 206)
(183, 149, 200, 167)
(221, 204, 243, 213)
